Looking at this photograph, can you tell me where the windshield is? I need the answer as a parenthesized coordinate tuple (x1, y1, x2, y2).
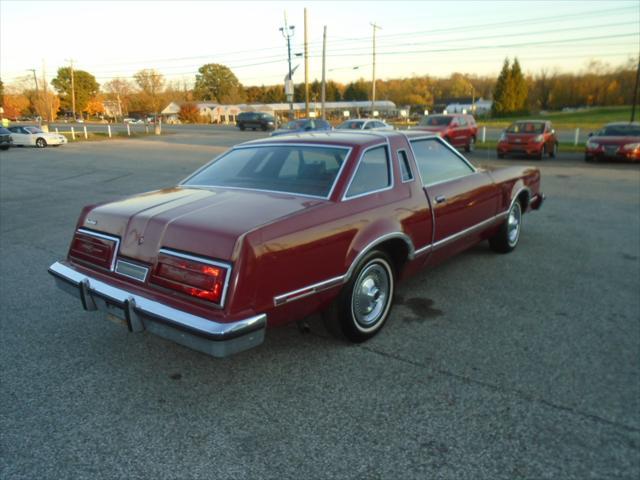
(506, 122, 545, 134)
(183, 145, 349, 198)
(284, 120, 309, 130)
(599, 124, 640, 136)
(25, 127, 44, 134)
(419, 116, 452, 127)
(337, 121, 364, 130)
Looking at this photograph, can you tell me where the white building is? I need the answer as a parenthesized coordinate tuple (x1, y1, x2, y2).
(445, 98, 493, 115)
(160, 102, 242, 124)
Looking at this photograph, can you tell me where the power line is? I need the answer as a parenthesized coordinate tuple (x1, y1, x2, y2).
(55, 5, 639, 72)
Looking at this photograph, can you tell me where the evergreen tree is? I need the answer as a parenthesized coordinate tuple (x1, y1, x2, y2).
(492, 58, 511, 116)
(511, 58, 529, 113)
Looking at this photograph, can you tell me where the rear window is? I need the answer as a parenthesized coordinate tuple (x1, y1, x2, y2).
(600, 124, 640, 136)
(507, 122, 545, 134)
(183, 145, 349, 198)
(419, 115, 452, 126)
(337, 121, 364, 130)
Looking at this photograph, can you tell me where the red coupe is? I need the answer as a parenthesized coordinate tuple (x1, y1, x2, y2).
(584, 122, 640, 162)
(49, 131, 544, 357)
(497, 120, 558, 160)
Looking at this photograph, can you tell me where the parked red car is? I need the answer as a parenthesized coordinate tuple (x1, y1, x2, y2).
(414, 114, 478, 152)
(585, 122, 640, 162)
(497, 120, 558, 160)
(49, 131, 544, 358)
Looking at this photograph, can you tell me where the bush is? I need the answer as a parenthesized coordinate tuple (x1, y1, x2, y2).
(179, 103, 206, 123)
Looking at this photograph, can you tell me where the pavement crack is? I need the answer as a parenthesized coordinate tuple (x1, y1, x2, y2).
(360, 345, 640, 435)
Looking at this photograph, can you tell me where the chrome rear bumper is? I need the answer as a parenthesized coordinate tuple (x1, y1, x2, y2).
(48, 261, 266, 358)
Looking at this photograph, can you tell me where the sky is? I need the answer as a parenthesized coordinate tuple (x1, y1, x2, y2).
(1, 0, 638, 90)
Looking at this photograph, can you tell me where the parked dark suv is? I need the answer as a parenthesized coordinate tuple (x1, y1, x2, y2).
(236, 112, 276, 131)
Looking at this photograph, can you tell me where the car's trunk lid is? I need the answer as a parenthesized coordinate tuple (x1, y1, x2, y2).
(81, 187, 322, 264)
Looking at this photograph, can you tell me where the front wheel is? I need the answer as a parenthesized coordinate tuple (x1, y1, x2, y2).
(35, 138, 47, 148)
(323, 250, 395, 342)
(489, 200, 522, 253)
(549, 143, 557, 158)
(465, 136, 476, 153)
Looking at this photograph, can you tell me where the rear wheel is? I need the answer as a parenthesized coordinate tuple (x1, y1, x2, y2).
(35, 138, 47, 148)
(323, 250, 395, 342)
(489, 200, 522, 253)
(0, 145, 9, 151)
(239, 124, 245, 131)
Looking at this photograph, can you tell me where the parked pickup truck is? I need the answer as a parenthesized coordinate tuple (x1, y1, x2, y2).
(48, 131, 544, 358)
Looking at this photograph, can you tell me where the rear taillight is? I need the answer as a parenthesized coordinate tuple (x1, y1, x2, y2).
(69, 230, 118, 270)
(150, 251, 228, 305)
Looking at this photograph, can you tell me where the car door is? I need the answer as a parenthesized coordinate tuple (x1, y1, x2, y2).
(9, 127, 29, 146)
(409, 137, 500, 261)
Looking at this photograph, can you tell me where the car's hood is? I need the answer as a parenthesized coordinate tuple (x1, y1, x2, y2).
(589, 135, 640, 146)
(81, 187, 323, 263)
(413, 125, 447, 133)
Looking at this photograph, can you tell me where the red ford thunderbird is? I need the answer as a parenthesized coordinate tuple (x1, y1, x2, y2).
(48, 132, 544, 357)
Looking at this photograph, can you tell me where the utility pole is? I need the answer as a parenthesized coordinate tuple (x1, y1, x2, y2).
(304, 8, 309, 117)
(631, 55, 640, 123)
(42, 61, 52, 123)
(280, 13, 295, 120)
(28, 69, 41, 126)
(321, 25, 327, 120)
(370, 22, 382, 117)
(67, 59, 77, 120)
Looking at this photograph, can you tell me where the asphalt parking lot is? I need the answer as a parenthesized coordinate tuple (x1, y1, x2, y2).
(1, 128, 639, 479)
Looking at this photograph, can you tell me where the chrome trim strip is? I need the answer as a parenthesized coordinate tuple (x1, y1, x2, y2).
(180, 143, 353, 201)
(413, 244, 432, 256)
(342, 140, 395, 201)
(432, 214, 504, 251)
(76, 228, 120, 271)
(272, 232, 416, 306)
(345, 232, 415, 279)
(273, 275, 345, 306)
(158, 248, 232, 309)
(510, 187, 532, 211)
(48, 261, 266, 357)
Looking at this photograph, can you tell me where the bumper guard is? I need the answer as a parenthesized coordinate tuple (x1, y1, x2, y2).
(48, 261, 266, 358)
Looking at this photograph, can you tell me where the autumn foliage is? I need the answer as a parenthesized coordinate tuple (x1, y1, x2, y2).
(178, 103, 204, 123)
(2, 94, 30, 119)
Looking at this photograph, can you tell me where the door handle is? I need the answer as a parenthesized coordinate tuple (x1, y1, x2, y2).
(435, 195, 446, 204)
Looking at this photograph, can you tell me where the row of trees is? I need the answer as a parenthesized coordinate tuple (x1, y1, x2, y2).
(1, 59, 637, 121)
